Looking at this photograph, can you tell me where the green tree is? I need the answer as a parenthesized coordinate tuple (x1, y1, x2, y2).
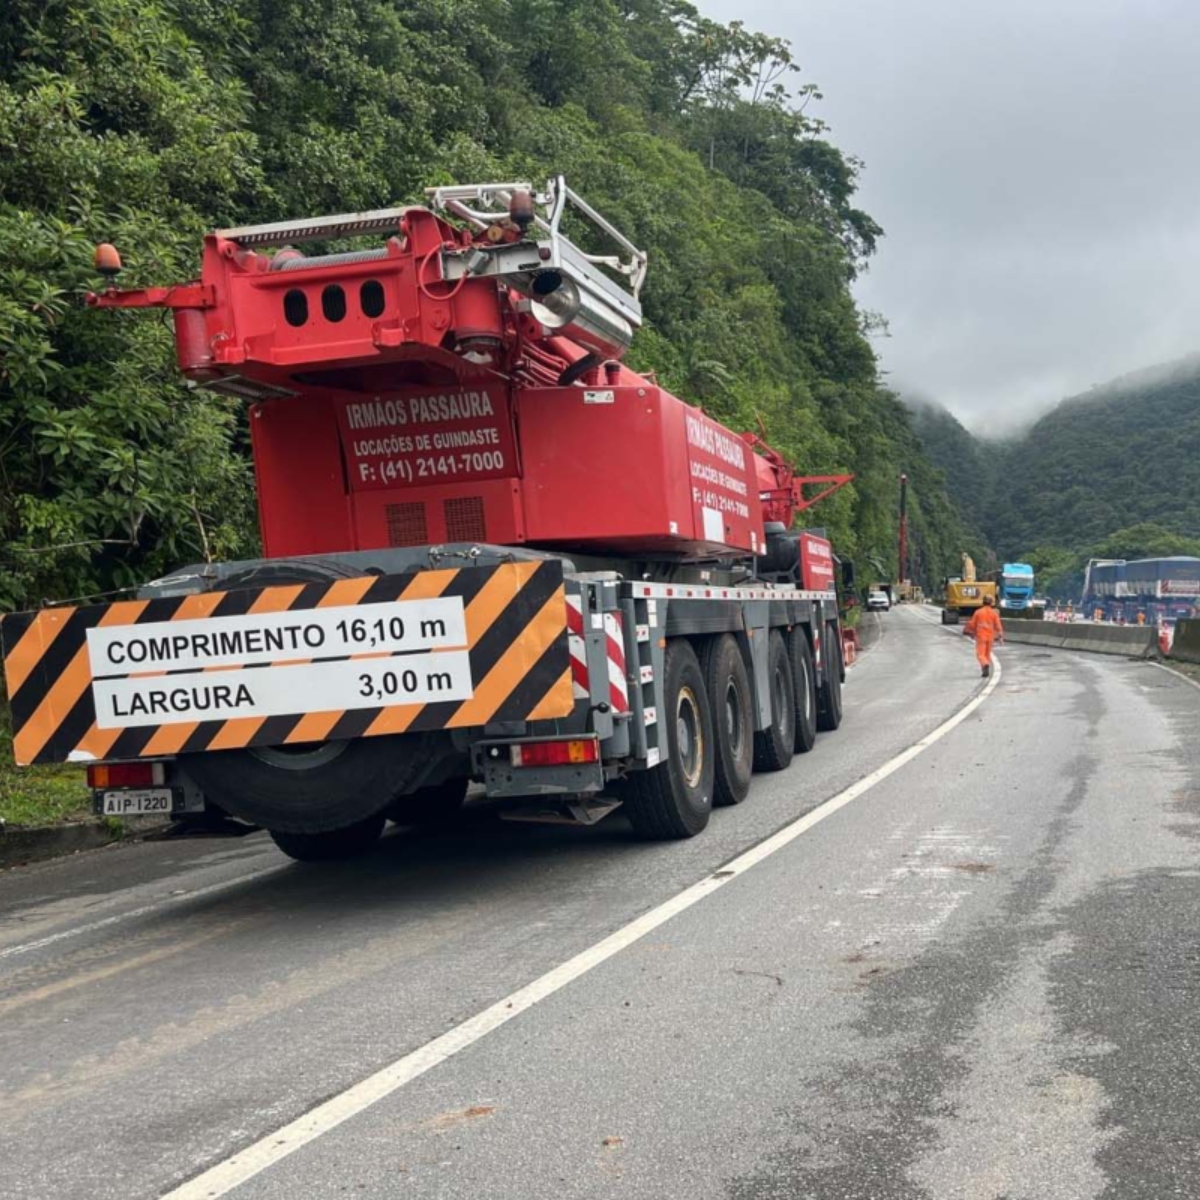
(1, 0, 970, 611)
(0, 0, 263, 609)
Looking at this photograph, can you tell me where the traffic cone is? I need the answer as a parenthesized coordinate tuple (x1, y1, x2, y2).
(842, 628, 858, 667)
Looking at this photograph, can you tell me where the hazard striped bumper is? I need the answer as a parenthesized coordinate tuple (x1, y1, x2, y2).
(2, 561, 572, 766)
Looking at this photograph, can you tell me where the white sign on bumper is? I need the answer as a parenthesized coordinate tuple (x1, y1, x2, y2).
(92, 651, 474, 729)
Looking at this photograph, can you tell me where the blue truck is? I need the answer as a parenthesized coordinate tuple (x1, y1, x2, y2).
(991, 562, 1036, 616)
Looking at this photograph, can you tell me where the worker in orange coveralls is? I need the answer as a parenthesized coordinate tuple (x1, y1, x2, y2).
(963, 595, 1004, 678)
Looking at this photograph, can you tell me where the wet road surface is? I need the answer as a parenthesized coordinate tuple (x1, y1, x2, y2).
(2, 606, 1198, 1199)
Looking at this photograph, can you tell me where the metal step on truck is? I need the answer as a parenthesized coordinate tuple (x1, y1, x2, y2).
(2, 178, 850, 861)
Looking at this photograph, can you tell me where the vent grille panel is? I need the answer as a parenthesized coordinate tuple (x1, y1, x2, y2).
(444, 496, 486, 543)
(386, 502, 428, 547)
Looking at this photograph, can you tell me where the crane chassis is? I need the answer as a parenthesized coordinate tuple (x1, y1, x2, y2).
(2, 178, 850, 859)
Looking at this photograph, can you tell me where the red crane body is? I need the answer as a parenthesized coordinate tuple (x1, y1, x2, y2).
(1, 180, 855, 843)
(90, 181, 849, 567)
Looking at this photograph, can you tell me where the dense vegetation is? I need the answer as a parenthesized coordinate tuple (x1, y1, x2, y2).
(0, 0, 974, 612)
(910, 356, 1200, 595)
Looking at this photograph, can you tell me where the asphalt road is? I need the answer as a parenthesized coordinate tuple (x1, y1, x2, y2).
(3, 606, 1199, 1199)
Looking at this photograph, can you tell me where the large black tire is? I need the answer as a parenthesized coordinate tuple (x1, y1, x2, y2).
(753, 629, 795, 773)
(269, 813, 386, 862)
(790, 630, 818, 753)
(701, 634, 753, 806)
(624, 640, 715, 839)
(816, 623, 844, 732)
(180, 558, 439, 834)
(941, 608, 957, 626)
(386, 776, 469, 826)
(186, 732, 438, 834)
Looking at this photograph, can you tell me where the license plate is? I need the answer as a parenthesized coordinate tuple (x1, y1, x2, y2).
(100, 788, 175, 815)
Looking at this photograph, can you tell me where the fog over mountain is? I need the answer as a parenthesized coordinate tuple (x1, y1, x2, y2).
(705, 0, 1200, 433)
(907, 354, 1200, 602)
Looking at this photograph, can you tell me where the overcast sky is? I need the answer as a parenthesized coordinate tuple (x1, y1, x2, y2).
(703, 0, 1200, 434)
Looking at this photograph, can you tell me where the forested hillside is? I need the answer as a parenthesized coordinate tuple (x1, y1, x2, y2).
(991, 357, 1200, 551)
(911, 356, 1200, 594)
(0, 0, 975, 609)
(906, 401, 995, 556)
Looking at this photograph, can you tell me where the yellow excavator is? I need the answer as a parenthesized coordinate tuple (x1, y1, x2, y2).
(941, 554, 998, 626)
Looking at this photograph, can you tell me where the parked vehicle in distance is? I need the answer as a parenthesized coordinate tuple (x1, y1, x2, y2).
(867, 590, 890, 611)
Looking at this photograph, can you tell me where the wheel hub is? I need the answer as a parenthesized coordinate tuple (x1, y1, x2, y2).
(725, 680, 744, 757)
(676, 685, 705, 789)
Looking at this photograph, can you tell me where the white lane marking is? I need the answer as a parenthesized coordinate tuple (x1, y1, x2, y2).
(1149, 659, 1200, 694)
(0, 865, 286, 962)
(163, 657, 1003, 1200)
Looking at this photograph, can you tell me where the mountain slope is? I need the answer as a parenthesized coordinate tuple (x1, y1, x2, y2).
(911, 355, 1200, 592)
(906, 401, 998, 551)
(990, 357, 1200, 553)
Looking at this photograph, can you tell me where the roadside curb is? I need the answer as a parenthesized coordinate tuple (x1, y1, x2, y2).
(0, 818, 173, 871)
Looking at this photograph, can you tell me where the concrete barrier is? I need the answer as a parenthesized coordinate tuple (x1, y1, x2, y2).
(1001, 618, 1158, 659)
(1169, 619, 1200, 665)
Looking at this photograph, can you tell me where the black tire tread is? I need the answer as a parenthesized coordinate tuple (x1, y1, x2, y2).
(816, 622, 844, 732)
(753, 629, 795, 773)
(625, 640, 714, 839)
(269, 813, 386, 862)
(791, 630, 818, 753)
(624, 755, 692, 839)
(700, 634, 753, 806)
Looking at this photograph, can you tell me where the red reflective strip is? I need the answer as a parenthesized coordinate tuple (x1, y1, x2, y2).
(604, 611, 629, 713)
(605, 631, 626, 673)
(565, 599, 585, 635)
(570, 655, 589, 691)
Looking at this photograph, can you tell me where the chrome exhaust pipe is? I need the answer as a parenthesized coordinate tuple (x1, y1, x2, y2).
(512, 270, 634, 361)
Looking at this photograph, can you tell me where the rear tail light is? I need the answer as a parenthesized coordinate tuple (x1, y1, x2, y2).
(510, 738, 599, 768)
(87, 762, 164, 789)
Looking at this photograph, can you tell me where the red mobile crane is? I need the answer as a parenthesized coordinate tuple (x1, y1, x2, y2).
(3, 178, 851, 860)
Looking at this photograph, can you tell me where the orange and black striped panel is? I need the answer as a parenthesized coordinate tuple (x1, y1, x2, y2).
(1, 561, 573, 766)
